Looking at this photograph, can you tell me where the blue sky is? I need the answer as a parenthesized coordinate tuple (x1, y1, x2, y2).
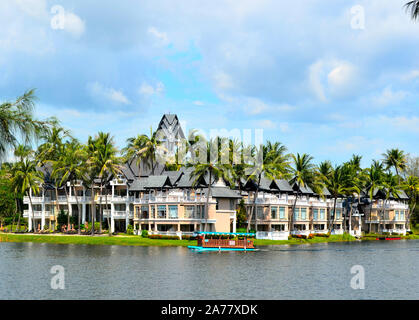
(1, 0, 418, 167)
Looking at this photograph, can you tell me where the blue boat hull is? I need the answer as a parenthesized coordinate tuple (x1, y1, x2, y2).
(188, 245, 257, 252)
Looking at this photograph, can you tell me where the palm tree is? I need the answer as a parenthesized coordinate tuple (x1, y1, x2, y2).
(246, 142, 290, 232)
(52, 139, 87, 234)
(0, 89, 53, 161)
(36, 125, 71, 216)
(190, 138, 232, 232)
(405, 1, 419, 20)
(289, 153, 316, 233)
(123, 127, 164, 175)
(85, 136, 99, 236)
(323, 165, 351, 233)
(402, 175, 419, 230)
(365, 162, 385, 233)
(380, 173, 402, 232)
(383, 149, 407, 183)
(11, 156, 44, 232)
(94, 132, 122, 236)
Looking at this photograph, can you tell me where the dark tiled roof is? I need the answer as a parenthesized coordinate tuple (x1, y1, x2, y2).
(274, 179, 293, 192)
(129, 178, 148, 191)
(204, 187, 242, 199)
(145, 175, 172, 189)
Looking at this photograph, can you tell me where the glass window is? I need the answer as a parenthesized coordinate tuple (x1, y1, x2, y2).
(313, 209, 318, 221)
(301, 208, 307, 220)
(271, 206, 278, 219)
(294, 208, 299, 220)
(257, 207, 264, 219)
(320, 209, 325, 220)
(169, 205, 178, 218)
(185, 206, 195, 219)
(336, 209, 341, 219)
(157, 205, 166, 218)
(279, 207, 285, 219)
(141, 206, 148, 219)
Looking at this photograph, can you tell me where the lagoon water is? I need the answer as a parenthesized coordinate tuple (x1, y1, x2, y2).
(0, 240, 418, 300)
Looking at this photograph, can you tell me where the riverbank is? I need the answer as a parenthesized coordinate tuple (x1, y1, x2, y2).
(0, 232, 355, 247)
(1, 232, 418, 247)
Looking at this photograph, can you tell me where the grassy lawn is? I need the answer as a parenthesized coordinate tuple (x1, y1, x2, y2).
(0, 233, 196, 247)
(0, 232, 360, 247)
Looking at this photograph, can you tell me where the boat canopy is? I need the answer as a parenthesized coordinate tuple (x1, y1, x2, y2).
(194, 231, 255, 237)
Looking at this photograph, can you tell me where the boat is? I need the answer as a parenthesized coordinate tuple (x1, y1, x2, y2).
(376, 236, 402, 241)
(188, 231, 257, 252)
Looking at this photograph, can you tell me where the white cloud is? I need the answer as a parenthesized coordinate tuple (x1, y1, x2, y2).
(15, 0, 48, 19)
(139, 81, 165, 96)
(371, 86, 407, 107)
(148, 26, 169, 45)
(63, 11, 85, 38)
(257, 119, 276, 129)
(193, 100, 204, 106)
(87, 82, 130, 105)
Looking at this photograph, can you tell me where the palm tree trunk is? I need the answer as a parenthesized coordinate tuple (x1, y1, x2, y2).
(406, 201, 416, 230)
(328, 197, 337, 233)
(28, 193, 35, 233)
(247, 175, 261, 233)
(99, 185, 103, 233)
(91, 186, 95, 236)
(204, 171, 212, 232)
(289, 191, 299, 234)
(64, 186, 71, 229)
(105, 191, 111, 236)
(54, 185, 60, 216)
(348, 202, 353, 235)
(73, 183, 81, 235)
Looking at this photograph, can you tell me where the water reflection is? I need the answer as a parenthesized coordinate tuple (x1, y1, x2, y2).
(0, 240, 418, 300)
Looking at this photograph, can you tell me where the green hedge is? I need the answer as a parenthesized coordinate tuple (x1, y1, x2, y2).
(147, 234, 180, 240)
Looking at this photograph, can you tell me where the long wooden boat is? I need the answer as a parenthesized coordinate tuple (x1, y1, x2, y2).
(188, 231, 257, 252)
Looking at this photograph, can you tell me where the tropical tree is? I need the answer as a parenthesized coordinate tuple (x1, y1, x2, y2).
(382, 148, 407, 183)
(365, 162, 385, 233)
(405, 1, 419, 20)
(322, 165, 351, 233)
(93, 132, 122, 236)
(246, 142, 290, 232)
(380, 173, 402, 232)
(289, 153, 316, 233)
(123, 127, 164, 175)
(402, 175, 419, 229)
(35, 125, 71, 216)
(11, 156, 44, 232)
(190, 137, 232, 232)
(52, 139, 87, 234)
(85, 136, 99, 236)
(0, 89, 53, 161)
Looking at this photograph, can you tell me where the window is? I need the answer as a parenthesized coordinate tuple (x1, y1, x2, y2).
(336, 209, 341, 219)
(294, 208, 299, 220)
(151, 206, 155, 219)
(279, 207, 285, 219)
(395, 210, 399, 220)
(185, 206, 195, 219)
(271, 206, 278, 219)
(168, 206, 178, 219)
(301, 208, 307, 220)
(157, 205, 166, 219)
(257, 207, 264, 219)
(401, 211, 405, 220)
(141, 206, 148, 219)
(313, 209, 319, 221)
(320, 209, 325, 220)
(229, 199, 236, 210)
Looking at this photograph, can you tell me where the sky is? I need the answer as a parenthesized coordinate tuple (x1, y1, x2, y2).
(1, 0, 418, 167)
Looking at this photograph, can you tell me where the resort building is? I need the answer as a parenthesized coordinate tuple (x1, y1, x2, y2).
(22, 113, 410, 237)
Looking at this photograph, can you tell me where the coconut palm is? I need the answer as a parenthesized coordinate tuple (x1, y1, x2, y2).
(35, 125, 71, 216)
(246, 142, 290, 232)
(405, 1, 419, 20)
(123, 127, 164, 175)
(11, 156, 44, 232)
(379, 173, 402, 232)
(0, 89, 53, 161)
(85, 136, 99, 236)
(190, 137, 232, 232)
(94, 132, 123, 236)
(52, 139, 87, 234)
(365, 163, 385, 233)
(402, 175, 419, 229)
(382, 149, 407, 182)
(288, 153, 316, 233)
(323, 165, 351, 233)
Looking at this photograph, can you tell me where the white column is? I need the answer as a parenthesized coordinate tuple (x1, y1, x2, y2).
(41, 189, 45, 229)
(111, 202, 115, 233)
(233, 214, 237, 233)
(125, 202, 130, 231)
(82, 187, 86, 222)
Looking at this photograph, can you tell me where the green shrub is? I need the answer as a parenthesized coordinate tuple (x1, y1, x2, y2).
(141, 229, 148, 238)
(148, 234, 180, 240)
(126, 225, 134, 235)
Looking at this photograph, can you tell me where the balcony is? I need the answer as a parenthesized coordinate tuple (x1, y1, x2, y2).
(256, 231, 289, 240)
(23, 210, 43, 218)
(103, 210, 134, 219)
(23, 196, 47, 203)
